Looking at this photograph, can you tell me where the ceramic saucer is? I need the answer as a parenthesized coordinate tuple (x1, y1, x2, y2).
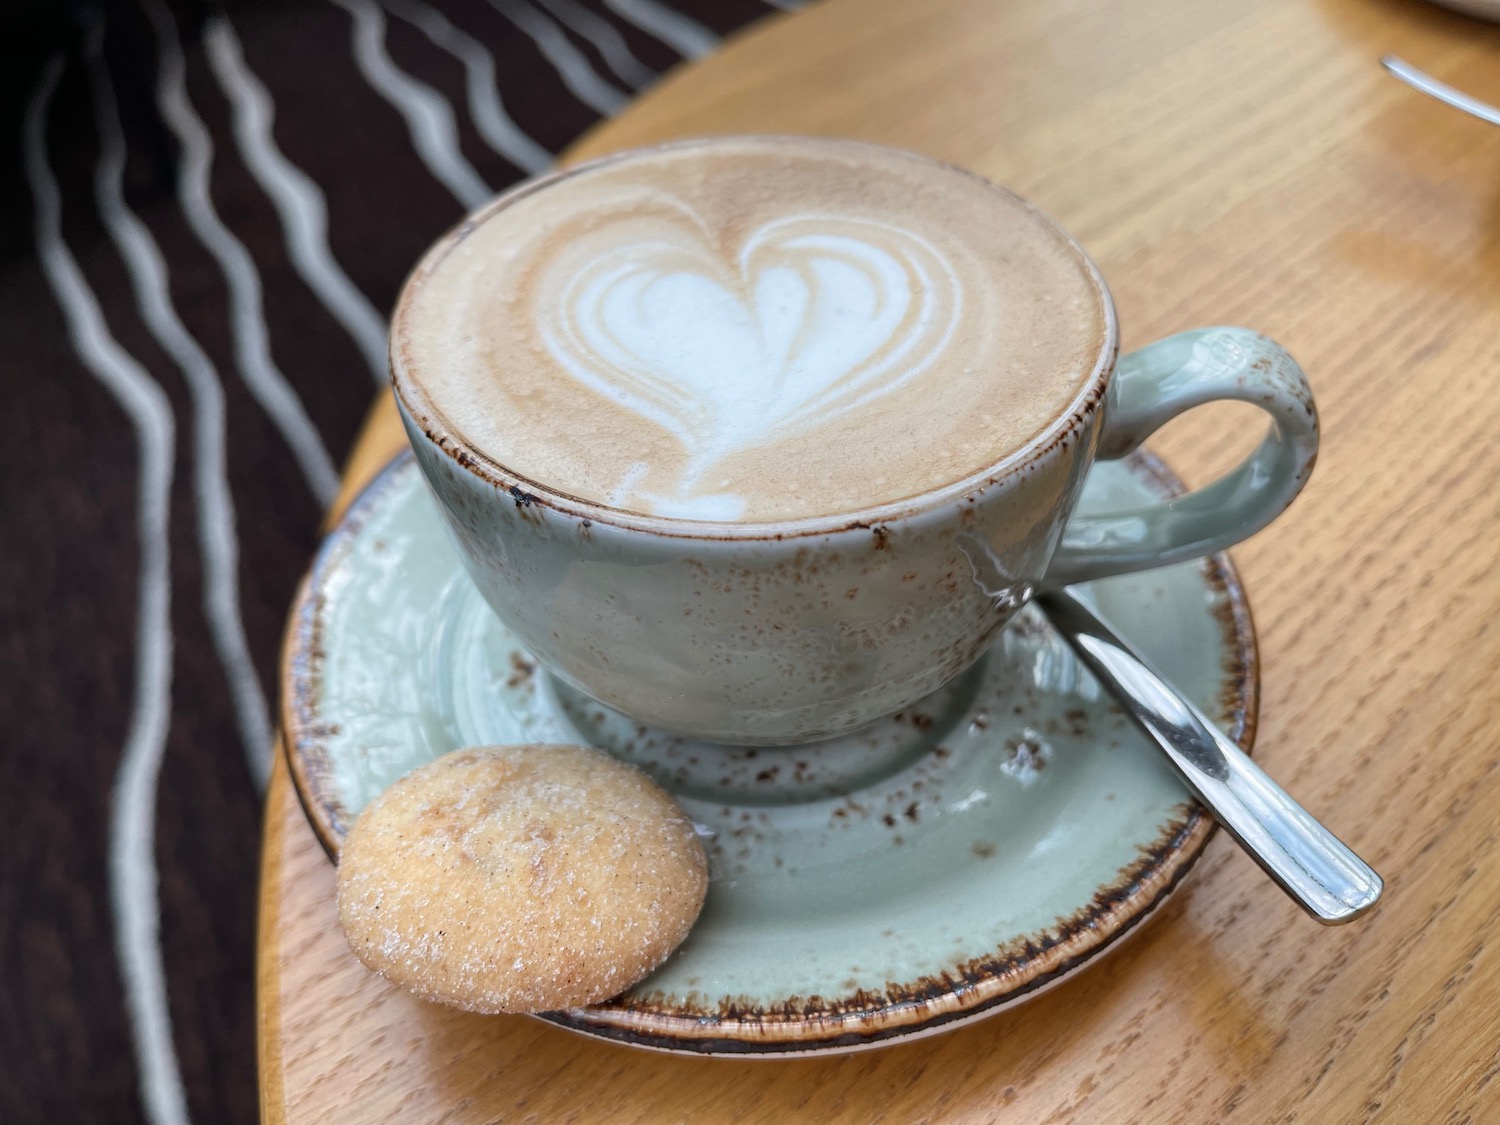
(282, 450, 1257, 1056)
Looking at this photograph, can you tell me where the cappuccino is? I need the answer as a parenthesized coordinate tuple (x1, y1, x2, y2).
(393, 137, 1108, 522)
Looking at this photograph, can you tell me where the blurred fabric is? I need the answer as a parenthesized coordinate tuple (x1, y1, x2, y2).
(0, 0, 782, 1120)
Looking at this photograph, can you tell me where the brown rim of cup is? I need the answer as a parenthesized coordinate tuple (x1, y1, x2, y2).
(386, 135, 1122, 542)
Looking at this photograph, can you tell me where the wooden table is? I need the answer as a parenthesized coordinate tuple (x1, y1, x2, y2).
(258, 0, 1500, 1119)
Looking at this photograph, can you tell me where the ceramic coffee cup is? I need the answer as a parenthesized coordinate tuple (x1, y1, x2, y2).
(390, 146, 1317, 746)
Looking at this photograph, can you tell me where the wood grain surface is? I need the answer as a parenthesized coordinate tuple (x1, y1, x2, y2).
(259, 0, 1500, 1119)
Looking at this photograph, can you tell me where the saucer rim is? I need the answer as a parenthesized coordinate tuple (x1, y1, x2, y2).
(280, 448, 1258, 1054)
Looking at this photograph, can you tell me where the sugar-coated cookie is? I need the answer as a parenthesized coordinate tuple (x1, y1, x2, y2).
(337, 744, 708, 1014)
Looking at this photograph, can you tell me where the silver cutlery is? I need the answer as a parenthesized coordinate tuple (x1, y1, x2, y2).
(1037, 588, 1384, 925)
(1382, 55, 1500, 125)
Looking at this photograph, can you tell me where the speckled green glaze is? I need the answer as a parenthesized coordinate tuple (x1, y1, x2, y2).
(282, 451, 1257, 1055)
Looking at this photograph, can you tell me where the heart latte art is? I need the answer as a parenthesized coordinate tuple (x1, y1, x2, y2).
(394, 138, 1108, 522)
(539, 211, 962, 519)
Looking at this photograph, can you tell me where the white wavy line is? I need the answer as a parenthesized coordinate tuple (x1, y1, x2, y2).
(26, 55, 187, 1125)
(203, 16, 389, 383)
(533, 0, 656, 89)
(601, 0, 718, 60)
(141, 0, 338, 506)
(329, 0, 491, 209)
(487, 0, 629, 117)
(380, 0, 553, 175)
(85, 23, 274, 791)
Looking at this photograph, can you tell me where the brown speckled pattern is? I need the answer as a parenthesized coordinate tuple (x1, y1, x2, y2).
(396, 383, 1110, 744)
(281, 447, 1258, 1053)
(386, 151, 1122, 744)
(545, 810, 1207, 1053)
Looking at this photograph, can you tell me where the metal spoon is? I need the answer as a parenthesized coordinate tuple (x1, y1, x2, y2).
(1382, 55, 1500, 125)
(1036, 588, 1384, 925)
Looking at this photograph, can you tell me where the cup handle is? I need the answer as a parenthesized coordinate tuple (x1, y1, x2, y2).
(1042, 327, 1319, 589)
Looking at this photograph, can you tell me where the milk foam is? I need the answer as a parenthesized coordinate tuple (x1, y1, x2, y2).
(539, 210, 961, 519)
(394, 138, 1108, 522)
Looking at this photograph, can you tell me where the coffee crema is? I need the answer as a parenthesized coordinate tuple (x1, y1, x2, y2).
(393, 137, 1109, 522)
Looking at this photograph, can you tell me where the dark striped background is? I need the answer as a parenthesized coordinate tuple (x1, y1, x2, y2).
(0, 1, 780, 1120)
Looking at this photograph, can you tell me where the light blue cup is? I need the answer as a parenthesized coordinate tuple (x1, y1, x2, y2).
(390, 145, 1317, 746)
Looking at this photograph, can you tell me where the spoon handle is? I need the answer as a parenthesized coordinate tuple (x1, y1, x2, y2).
(1382, 55, 1500, 126)
(1036, 589, 1383, 924)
